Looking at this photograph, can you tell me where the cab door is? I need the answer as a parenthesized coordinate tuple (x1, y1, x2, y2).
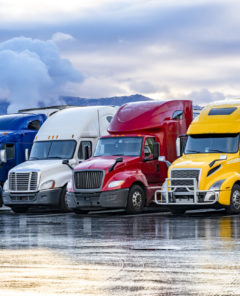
(141, 137, 160, 184)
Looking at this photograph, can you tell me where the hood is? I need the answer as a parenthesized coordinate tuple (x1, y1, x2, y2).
(74, 156, 138, 171)
(10, 159, 65, 172)
(9, 159, 72, 187)
(172, 153, 231, 170)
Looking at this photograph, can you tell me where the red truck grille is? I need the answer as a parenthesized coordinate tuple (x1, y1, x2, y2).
(74, 170, 104, 190)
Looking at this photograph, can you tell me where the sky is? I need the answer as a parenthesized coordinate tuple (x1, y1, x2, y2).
(1, 0, 240, 111)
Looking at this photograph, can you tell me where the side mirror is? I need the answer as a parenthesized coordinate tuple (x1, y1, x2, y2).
(84, 145, 90, 160)
(109, 157, 123, 172)
(0, 150, 7, 163)
(25, 148, 29, 161)
(62, 159, 73, 170)
(153, 143, 159, 159)
(158, 156, 171, 168)
(176, 135, 188, 157)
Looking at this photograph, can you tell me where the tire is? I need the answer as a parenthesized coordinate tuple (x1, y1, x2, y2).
(126, 185, 145, 214)
(226, 184, 240, 214)
(59, 186, 70, 212)
(11, 207, 28, 214)
(170, 208, 186, 215)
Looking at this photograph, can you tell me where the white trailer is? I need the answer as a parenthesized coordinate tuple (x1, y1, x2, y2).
(3, 106, 118, 213)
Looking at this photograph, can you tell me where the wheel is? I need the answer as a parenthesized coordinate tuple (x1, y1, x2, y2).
(73, 209, 89, 214)
(170, 208, 186, 215)
(126, 185, 145, 214)
(59, 186, 71, 212)
(226, 184, 240, 214)
(11, 207, 28, 214)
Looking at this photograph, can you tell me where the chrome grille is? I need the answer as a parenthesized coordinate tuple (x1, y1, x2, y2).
(170, 169, 200, 186)
(74, 171, 103, 190)
(9, 172, 38, 192)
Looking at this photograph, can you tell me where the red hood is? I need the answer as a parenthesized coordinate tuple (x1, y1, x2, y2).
(74, 156, 138, 171)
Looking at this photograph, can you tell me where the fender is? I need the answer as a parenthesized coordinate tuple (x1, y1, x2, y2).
(103, 170, 148, 191)
(40, 168, 72, 190)
(218, 172, 240, 205)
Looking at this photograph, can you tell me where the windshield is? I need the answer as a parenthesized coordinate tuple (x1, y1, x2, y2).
(29, 140, 76, 160)
(94, 137, 143, 157)
(185, 134, 239, 154)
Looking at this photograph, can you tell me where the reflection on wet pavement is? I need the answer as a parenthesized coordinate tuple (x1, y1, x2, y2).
(0, 210, 240, 295)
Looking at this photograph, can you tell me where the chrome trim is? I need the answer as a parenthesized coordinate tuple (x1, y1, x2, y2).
(154, 177, 218, 205)
(170, 168, 201, 189)
(73, 169, 105, 192)
(9, 170, 40, 193)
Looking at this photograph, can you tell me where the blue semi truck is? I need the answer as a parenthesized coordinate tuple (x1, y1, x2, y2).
(0, 113, 46, 206)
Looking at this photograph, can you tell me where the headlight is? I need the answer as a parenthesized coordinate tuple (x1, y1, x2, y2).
(209, 179, 225, 191)
(3, 180, 8, 192)
(204, 180, 225, 203)
(108, 180, 124, 188)
(40, 180, 55, 190)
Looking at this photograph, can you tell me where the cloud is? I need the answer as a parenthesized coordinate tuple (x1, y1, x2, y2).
(185, 89, 226, 105)
(1, 1, 240, 106)
(52, 32, 75, 43)
(0, 36, 83, 113)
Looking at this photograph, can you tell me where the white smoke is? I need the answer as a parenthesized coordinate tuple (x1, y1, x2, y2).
(0, 36, 83, 113)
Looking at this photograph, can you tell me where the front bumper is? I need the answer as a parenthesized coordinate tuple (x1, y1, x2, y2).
(66, 188, 129, 210)
(2, 188, 62, 207)
(154, 178, 219, 206)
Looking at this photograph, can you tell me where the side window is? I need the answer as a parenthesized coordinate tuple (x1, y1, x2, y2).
(144, 138, 155, 157)
(28, 120, 41, 130)
(3, 144, 15, 159)
(172, 110, 184, 120)
(106, 116, 113, 123)
(78, 141, 92, 160)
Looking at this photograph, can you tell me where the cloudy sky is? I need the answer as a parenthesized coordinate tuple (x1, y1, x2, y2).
(1, 0, 240, 110)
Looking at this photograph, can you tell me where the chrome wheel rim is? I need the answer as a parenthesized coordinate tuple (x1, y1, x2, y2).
(132, 191, 142, 209)
(232, 190, 240, 210)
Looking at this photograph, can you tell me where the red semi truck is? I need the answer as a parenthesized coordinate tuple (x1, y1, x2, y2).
(66, 100, 192, 214)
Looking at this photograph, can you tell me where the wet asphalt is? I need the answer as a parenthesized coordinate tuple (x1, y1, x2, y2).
(0, 208, 240, 295)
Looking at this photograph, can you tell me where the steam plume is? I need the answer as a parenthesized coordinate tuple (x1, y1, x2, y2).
(0, 36, 83, 113)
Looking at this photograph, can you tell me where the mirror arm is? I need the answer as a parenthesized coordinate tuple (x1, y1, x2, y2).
(62, 159, 74, 170)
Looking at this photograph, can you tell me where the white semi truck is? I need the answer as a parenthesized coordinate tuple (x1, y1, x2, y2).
(2, 106, 118, 213)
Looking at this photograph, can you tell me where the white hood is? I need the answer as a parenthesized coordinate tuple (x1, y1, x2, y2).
(9, 160, 73, 189)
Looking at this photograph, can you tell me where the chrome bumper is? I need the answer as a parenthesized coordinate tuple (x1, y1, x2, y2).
(154, 178, 218, 205)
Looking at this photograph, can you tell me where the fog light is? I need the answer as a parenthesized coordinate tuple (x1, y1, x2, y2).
(205, 191, 218, 202)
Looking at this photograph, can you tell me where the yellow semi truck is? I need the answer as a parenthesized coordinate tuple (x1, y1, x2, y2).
(155, 101, 240, 214)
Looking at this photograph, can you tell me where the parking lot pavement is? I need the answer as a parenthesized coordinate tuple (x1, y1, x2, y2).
(0, 209, 240, 295)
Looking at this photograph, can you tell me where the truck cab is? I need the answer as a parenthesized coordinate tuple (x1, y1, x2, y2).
(155, 101, 240, 214)
(0, 113, 46, 206)
(66, 100, 192, 214)
(2, 106, 118, 213)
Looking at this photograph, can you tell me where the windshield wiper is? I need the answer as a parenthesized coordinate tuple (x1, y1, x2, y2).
(29, 157, 40, 160)
(208, 149, 224, 153)
(112, 154, 124, 156)
(47, 156, 63, 159)
(186, 150, 201, 153)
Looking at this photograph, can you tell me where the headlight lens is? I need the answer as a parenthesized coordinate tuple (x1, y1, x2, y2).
(3, 180, 8, 192)
(209, 179, 225, 191)
(40, 180, 55, 190)
(108, 180, 124, 188)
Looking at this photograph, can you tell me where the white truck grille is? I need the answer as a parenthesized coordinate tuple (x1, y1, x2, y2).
(9, 172, 38, 192)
